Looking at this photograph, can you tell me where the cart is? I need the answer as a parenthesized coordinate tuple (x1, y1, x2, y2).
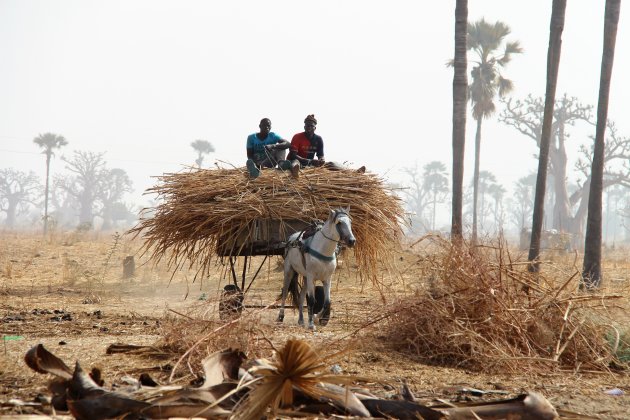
(216, 218, 312, 319)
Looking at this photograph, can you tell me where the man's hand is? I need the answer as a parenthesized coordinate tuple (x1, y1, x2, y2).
(264, 144, 276, 151)
(312, 159, 325, 167)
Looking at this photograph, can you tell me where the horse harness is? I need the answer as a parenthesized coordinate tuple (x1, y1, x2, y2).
(287, 215, 346, 267)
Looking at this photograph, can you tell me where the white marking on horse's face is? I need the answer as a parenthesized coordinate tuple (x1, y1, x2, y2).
(335, 212, 356, 247)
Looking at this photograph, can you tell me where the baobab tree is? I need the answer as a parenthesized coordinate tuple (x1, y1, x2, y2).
(58, 151, 106, 226)
(33, 132, 67, 235)
(0, 169, 41, 228)
(98, 168, 133, 230)
(191, 139, 215, 167)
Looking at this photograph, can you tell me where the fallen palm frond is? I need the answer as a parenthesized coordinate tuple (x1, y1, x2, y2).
(128, 166, 405, 284)
(379, 235, 629, 373)
(232, 339, 371, 419)
(26, 341, 562, 419)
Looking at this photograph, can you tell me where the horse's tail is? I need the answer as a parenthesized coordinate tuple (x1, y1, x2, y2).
(277, 272, 301, 308)
(287, 272, 301, 308)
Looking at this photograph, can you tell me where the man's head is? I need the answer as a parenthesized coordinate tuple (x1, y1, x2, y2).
(259, 118, 271, 136)
(304, 114, 317, 136)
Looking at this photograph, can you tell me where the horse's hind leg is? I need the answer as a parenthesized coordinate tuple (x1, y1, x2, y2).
(277, 265, 296, 323)
(297, 275, 306, 326)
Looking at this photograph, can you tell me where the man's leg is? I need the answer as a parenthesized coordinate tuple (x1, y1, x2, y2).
(246, 159, 260, 178)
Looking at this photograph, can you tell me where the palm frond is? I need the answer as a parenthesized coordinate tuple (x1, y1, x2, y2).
(232, 339, 372, 420)
(498, 77, 514, 97)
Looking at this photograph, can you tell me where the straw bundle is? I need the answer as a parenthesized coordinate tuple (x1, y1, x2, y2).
(130, 166, 405, 282)
(379, 236, 625, 373)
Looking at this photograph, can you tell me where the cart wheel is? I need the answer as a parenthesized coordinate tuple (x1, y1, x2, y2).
(219, 284, 244, 320)
(313, 285, 325, 315)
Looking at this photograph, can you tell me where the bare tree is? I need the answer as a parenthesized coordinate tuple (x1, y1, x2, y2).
(191, 139, 215, 167)
(97, 168, 133, 230)
(33, 132, 68, 235)
(58, 151, 106, 226)
(500, 94, 593, 233)
(0, 169, 41, 228)
(401, 164, 430, 234)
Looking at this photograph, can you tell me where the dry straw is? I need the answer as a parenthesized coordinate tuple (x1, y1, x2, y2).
(129, 166, 405, 283)
(379, 235, 627, 373)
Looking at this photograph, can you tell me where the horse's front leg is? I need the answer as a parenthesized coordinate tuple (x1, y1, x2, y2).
(304, 275, 316, 331)
(315, 278, 332, 326)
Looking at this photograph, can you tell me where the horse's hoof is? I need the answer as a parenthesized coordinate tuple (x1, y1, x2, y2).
(276, 316, 284, 323)
(308, 324, 316, 331)
(319, 318, 329, 326)
(297, 320, 304, 326)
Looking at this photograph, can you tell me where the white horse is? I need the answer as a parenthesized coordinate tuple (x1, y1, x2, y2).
(276, 207, 356, 330)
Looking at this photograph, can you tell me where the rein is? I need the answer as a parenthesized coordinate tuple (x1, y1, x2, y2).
(298, 211, 351, 263)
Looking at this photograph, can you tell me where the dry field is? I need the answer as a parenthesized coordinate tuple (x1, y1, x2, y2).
(1, 230, 629, 419)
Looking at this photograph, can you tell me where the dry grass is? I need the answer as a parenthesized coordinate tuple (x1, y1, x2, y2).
(156, 300, 275, 383)
(129, 166, 405, 284)
(378, 235, 630, 373)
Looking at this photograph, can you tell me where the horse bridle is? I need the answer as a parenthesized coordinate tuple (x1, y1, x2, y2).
(320, 210, 351, 244)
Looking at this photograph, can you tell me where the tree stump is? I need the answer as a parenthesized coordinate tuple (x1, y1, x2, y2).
(122, 256, 135, 279)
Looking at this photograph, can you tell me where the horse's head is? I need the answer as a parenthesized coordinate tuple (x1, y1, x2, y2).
(329, 207, 356, 248)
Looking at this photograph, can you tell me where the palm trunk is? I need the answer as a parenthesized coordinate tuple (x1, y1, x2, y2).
(451, 0, 468, 242)
(528, 0, 566, 272)
(432, 194, 436, 231)
(582, 0, 620, 289)
(472, 118, 482, 243)
(43, 154, 51, 236)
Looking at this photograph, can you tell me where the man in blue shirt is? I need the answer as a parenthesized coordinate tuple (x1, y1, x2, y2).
(246, 118, 290, 178)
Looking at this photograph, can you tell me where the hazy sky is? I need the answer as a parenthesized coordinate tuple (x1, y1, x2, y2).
(1, 1, 629, 207)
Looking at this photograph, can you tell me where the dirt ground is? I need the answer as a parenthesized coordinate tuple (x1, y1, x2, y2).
(1, 231, 629, 419)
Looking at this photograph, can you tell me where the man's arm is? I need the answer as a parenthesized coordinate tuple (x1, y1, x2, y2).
(246, 135, 254, 159)
(316, 136, 325, 162)
(265, 138, 290, 151)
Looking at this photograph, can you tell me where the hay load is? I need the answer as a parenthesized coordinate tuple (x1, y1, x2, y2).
(130, 166, 405, 281)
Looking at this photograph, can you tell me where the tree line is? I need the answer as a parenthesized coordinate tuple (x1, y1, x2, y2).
(0, 135, 217, 231)
(450, 0, 621, 288)
(0, 134, 135, 231)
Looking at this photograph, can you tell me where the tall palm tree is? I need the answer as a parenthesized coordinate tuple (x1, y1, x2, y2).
(423, 161, 449, 231)
(451, 0, 468, 243)
(191, 139, 215, 167)
(467, 19, 522, 243)
(529, 0, 567, 273)
(582, 0, 621, 289)
(33, 132, 68, 235)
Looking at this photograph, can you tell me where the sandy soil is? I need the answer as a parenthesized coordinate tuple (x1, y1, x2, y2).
(1, 231, 629, 419)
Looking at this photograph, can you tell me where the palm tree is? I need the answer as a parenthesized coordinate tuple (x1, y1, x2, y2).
(451, 0, 468, 242)
(33, 132, 68, 235)
(191, 139, 215, 167)
(529, 0, 567, 273)
(423, 161, 449, 231)
(582, 0, 621, 289)
(467, 19, 522, 243)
